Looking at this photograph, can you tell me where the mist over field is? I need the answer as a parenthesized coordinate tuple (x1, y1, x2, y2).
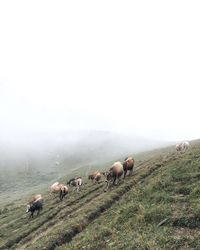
(0, 130, 169, 172)
(1, 2, 200, 248)
(0, 0, 200, 208)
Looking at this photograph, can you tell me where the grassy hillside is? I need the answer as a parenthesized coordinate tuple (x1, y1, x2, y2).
(0, 141, 200, 249)
(0, 130, 168, 205)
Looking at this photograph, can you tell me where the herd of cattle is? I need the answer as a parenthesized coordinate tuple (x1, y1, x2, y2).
(26, 141, 190, 218)
(26, 156, 134, 217)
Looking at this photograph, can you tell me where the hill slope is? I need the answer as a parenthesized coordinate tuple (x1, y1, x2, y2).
(0, 130, 168, 205)
(0, 141, 200, 249)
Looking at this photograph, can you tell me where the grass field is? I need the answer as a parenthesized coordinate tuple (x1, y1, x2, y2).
(0, 141, 200, 249)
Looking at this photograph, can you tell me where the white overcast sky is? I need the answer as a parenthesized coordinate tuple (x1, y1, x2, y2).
(0, 0, 200, 142)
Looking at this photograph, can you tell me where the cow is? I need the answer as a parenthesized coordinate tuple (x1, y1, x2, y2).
(49, 182, 68, 201)
(27, 194, 43, 206)
(176, 143, 182, 152)
(88, 171, 102, 184)
(26, 200, 43, 218)
(104, 161, 124, 191)
(67, 177, 83, 191)
(123, 156, 135, 178)
(176, 141, 190, 153)
(182, 141, 190, 152)
(26, 194, 43, 218)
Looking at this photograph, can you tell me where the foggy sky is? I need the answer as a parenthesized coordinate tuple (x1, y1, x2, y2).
(0, 0, 200, 145)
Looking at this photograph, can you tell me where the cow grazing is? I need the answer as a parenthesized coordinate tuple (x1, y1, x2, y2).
(27, 194, 43, 206)
(104, 161, 123, 191)
(88, 171, 102, 184)
(67, 177, 83, 191)
(123, 156, 135, 178)
(59, 184, 68, 200)
(123, 157, 135, 178)
(49, 182, 60, 193)
(49, 182, 68, 201)
(176, 141, 190, 153)
(182, 141, 190, 152)
(176, 143, 182, 152)
(26, 200, 43, 218)
(26, 194, 43, 218)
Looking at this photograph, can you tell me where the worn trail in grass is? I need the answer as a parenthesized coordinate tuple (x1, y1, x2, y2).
(23, 154, 167, 250)
(0, 183, 104, 249)
(1, 142, 200, 250)
(15, 186, 106, 250)
(58, 143, 200, 250)
(0, 156, 155, 250)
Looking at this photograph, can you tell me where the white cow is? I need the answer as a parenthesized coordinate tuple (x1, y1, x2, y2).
(176, 141, 190, 153)
(67, 177, 83, 191)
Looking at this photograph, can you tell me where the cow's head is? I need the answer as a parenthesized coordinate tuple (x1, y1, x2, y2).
(104, 171, 113, 182)
(26, 204, 31, 213)
(104, 171, 112, 192)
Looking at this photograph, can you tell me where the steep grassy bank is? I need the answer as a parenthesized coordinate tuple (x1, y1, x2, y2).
(59, 142, 200, 250)
(1, 141, 200, 249)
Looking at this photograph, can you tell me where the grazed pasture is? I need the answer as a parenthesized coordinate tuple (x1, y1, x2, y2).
(1, 141, 200, 249)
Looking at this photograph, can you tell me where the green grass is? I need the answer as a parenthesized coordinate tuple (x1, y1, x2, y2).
(1, 141, 200, 249)
(57, 142, 200, 250)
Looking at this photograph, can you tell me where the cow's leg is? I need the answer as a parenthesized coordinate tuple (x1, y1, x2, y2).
(116, 175, 121, 185)
(113, 176, 117, 185)
(124, 170, 127, 179)
(104, 180, 109, 192)
(59, 190, 63, 201)
(77, 184, 79, 192)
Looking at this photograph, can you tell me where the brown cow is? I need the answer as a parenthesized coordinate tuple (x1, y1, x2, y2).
(27, 194, 43, 205)
(123, 156, 135, 178)
(104, 161, 123, 191)
(49, 182, 68, 201)
(88, 171, 102, 184)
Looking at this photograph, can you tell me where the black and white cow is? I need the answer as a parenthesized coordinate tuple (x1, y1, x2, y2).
(26, 200, 43, 218)
(67, 177, 83, 191)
